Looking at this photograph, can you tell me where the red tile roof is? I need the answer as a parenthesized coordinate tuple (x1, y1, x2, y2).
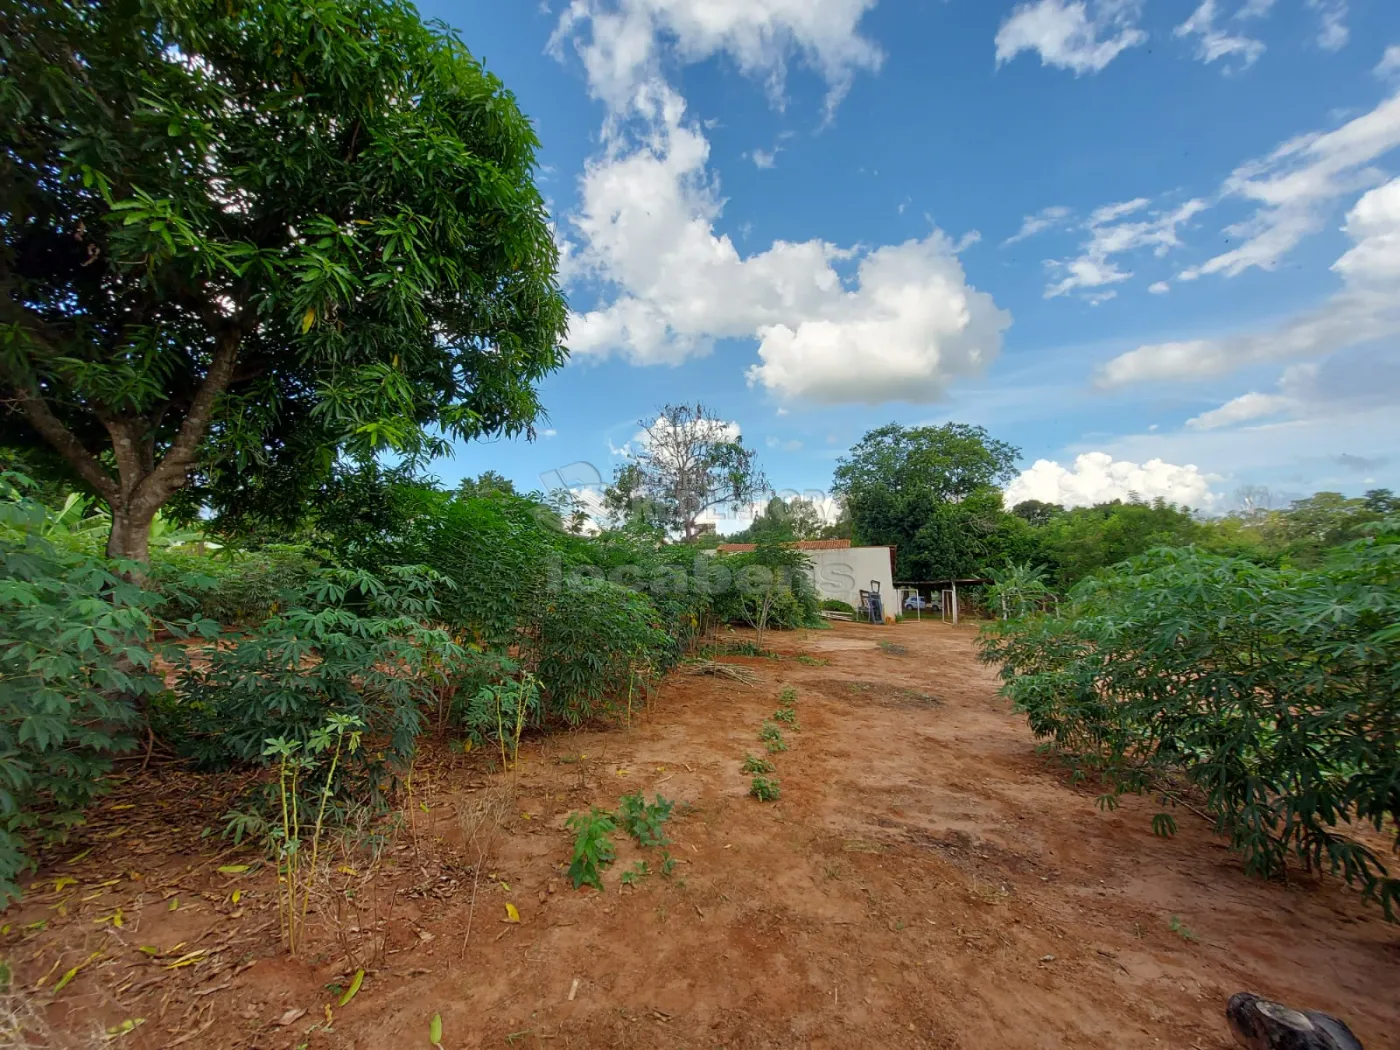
(716, 539, 852, 553)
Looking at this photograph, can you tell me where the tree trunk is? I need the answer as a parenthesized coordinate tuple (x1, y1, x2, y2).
(105, 501, 157, 566)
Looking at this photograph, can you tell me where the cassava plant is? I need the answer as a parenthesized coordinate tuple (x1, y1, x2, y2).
(263, 713, 364, 955)
(980, 530, 1400, 918)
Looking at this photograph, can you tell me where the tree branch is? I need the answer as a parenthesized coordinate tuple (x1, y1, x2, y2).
(11, 384, 120, 503)
(132, 326, 241, 511)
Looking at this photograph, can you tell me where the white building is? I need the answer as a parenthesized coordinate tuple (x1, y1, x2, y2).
(715, 539, 896, 618)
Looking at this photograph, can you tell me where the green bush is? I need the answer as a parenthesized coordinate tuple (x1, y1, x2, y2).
(819, 598, 857, 614)
(530, 580, 668, 726)
(151, 545, 319, 625)
(980, 530, 1400, 918)
(164, 565, 468, 780)
(0, 480, 205, 904)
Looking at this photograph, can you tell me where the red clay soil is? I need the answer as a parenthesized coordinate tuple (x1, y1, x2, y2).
(6, 621, 1399, 1049)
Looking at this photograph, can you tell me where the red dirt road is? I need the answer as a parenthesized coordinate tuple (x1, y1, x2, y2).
(9, 621, 1399, 1048)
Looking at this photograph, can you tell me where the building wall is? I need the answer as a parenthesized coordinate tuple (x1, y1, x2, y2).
(803, 547, 895, 614)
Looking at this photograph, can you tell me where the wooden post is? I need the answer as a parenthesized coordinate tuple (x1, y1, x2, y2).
(952, 580, 959, 626)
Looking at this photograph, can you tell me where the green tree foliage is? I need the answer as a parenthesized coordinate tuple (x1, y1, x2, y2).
(832, 423, 1020, 578)
(1, 0, 567, 562)
(604, 404, 767, 540)
(1032, 498, 1206, 588)
(981, 530, 1400, 918)
(727, 496, 832, 543)
(1239, 490, 1398, 567)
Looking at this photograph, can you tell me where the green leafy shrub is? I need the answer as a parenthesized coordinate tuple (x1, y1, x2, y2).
(617, 792, 674, 848)
(772, 707, 798, 726)
(565, 807, 616, 890)
(0, 479, 207, 904)
(741, 754, 775, 774)
(164, 565, 467, 778)
(151, 545, 319, 625)
(759, 722, 788, 753)
(749, 776, 781, 802)
(530, 580, 668, 726)
(980, 532, 1400, 918)
(778, 686, 799, 706)
(819, 599, 857, 614)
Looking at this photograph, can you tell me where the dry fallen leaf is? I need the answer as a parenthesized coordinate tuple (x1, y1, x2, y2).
(504, 902, 520, 923)
(274, 1007, 307, 1027)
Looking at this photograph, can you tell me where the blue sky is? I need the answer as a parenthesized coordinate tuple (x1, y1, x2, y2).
(418, 0, 1400, 526)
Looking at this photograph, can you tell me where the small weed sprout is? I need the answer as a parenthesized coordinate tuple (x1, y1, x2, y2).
(741, 754, 775, 774)
(879, 641, 908, 656)
(778, 686, 798, 705)
(749, 776, 781, 802)
(620, 860, 651, 886)
(794, 655, 827, 666)
(617, 793, 674, 848)
(759, 722, 788, 753)
(772, 707, 798, 726)
(565, 808, 616, 890)
(1168, 915, 1197, 942)
(658, 851, 677, 877)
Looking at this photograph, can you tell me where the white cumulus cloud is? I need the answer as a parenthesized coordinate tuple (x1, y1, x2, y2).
(1305, 0, 1348, 53)
(550, 0, 882, 116)
(995, 0, 1147, 75)
(1004, 452, 1220, 509)
(745, 234, 1011, 403)
(1003, 205, 1072, 245)
(1378, 45, 1400, 80)
(1175, 0, 1265, 71)
(1181, 91, 1400, 280)
(1186, 390, 1293, 429)
(1099, 174, 1400, 386)
(1046, 196, 1206, 298)
(562, 83, 1009, 401)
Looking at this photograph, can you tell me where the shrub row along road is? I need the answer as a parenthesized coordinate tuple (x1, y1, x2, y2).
(14, 621, 1399, 1048)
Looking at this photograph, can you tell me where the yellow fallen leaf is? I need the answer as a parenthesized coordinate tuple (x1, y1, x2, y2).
(429, 1013, 443, 1046)
(504, 902, 520, 923)
(66, 848, 93, 865)
(108, 804, 136, 811)
(105, 1017, 145, 1038)
(52, 876, 77, 893)
(164, 949, 208, 969)
(138, 946, 158, 956)
(231, 890, 241, 904)
(93, 909, 123, 928)
(168, 897, 178, 912)
(323, 1003, 333, 1025)
(338, 969, 364, 1006)
(337, 866, 358, 877)
(53, 951, 102, 993)
(217, 865, 250, 875)
(462, 738, 473, 753)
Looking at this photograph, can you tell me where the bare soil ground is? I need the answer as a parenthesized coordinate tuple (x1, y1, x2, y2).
(6, 620, 1399, 1049)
